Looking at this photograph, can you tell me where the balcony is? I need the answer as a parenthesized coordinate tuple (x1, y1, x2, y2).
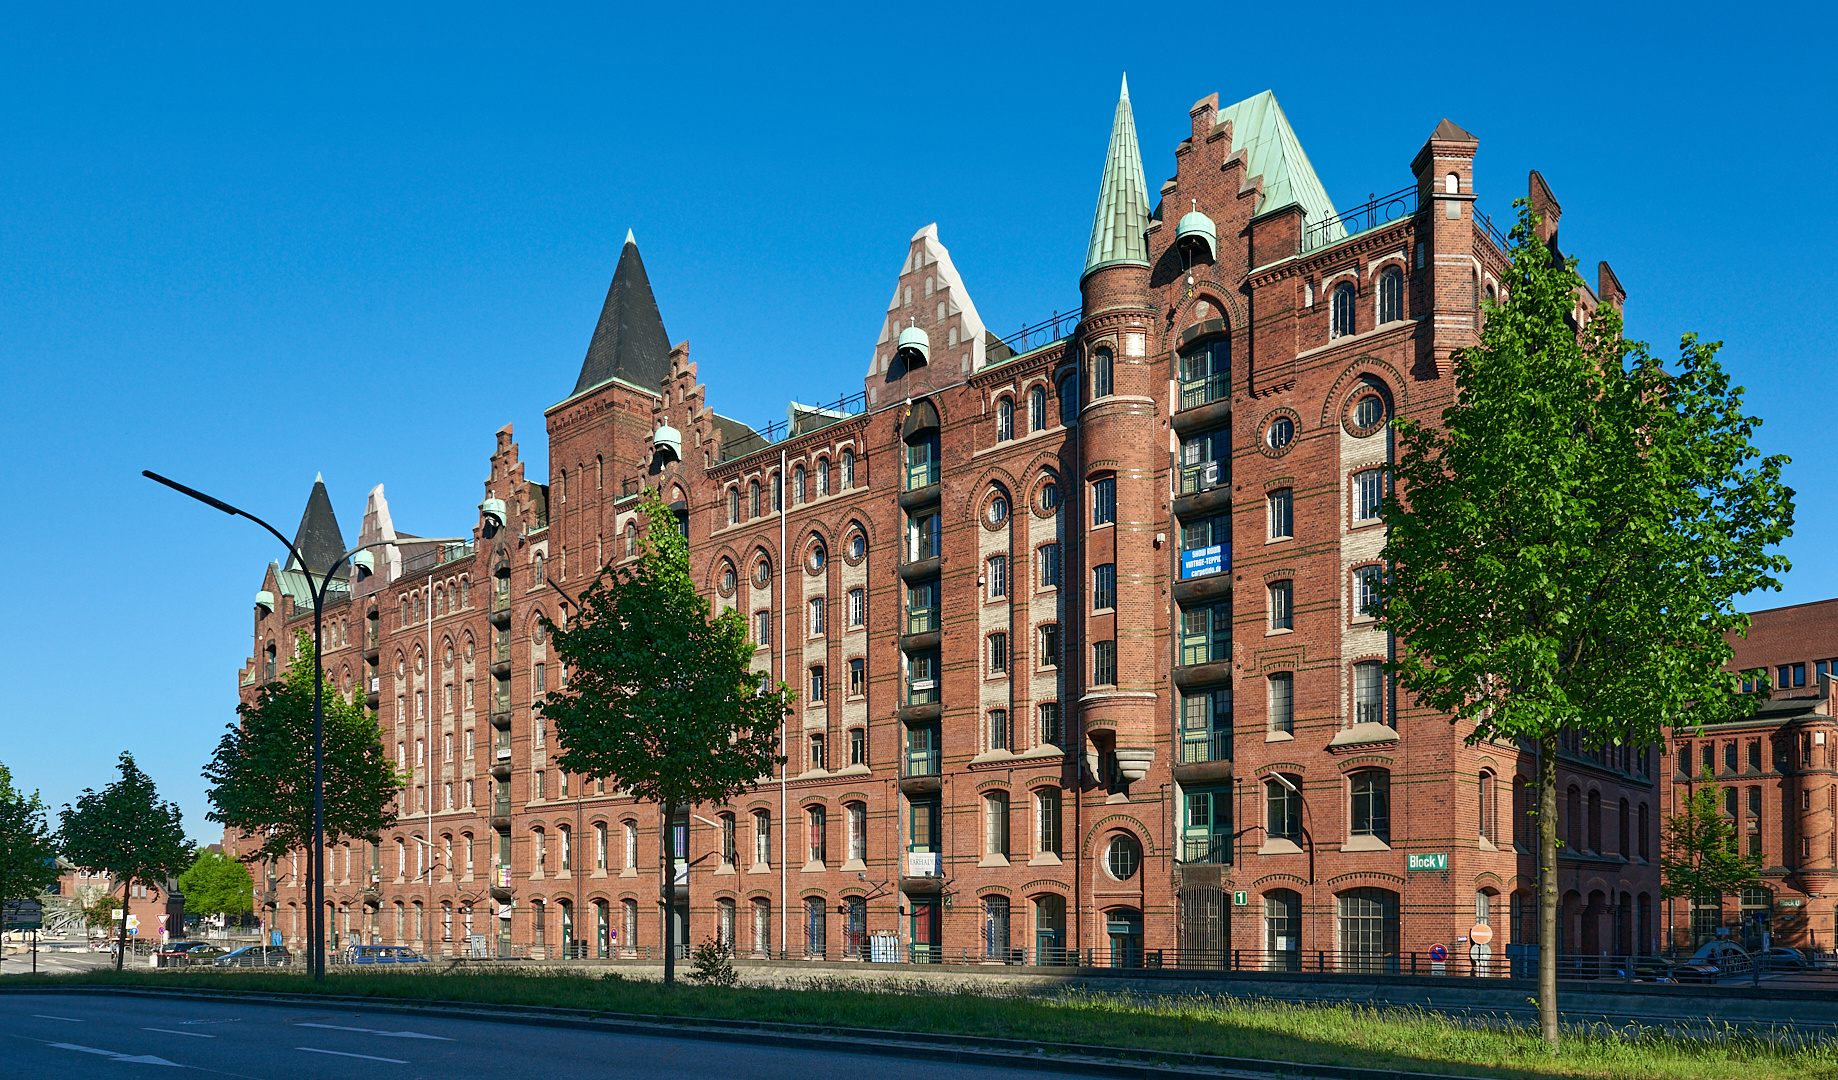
(1180, 834, 1233, 865)
(904, 851, 941, 877)
(1178, 459, 1229, 497)
(900, 747, 941, 793)
(1179, 373, 1230, 413)
(1302, 184, 1418, 253)
(1174, 730, 1234, 785)
(906, 607, 939, 636)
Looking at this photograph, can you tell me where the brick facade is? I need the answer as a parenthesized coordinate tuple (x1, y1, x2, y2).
(231, 84, 1661, 968)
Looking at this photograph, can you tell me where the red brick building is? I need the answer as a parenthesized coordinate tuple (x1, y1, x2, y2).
(234, 81, 1661, 968)
(1663, 600, 1838, 952)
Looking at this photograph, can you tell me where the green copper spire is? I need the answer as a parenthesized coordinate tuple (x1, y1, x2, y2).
(1083, 74, 1152, 280)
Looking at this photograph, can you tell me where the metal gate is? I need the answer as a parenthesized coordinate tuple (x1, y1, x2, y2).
(1178, 884, 1227, 968)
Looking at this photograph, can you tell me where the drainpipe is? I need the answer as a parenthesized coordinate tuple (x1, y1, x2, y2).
(780, 448, 788, 956)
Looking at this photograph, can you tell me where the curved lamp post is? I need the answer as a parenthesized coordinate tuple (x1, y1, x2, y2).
(143, 469, 483, 981)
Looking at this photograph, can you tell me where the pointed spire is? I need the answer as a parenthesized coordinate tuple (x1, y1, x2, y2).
(1083, 74, 1152, 280)
(288, 477, 346, 578)
(573, 232, 672, 396)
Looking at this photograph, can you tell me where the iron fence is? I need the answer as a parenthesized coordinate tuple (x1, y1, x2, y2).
(994, 308, 1082, 359)
(1303, 185, 1419, 252)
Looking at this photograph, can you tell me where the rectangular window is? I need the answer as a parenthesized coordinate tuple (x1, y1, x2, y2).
(985, 793, 1010, 855)
(1180, 688, 1233, 764)
(1036, 788, 1061, 854)
(1725, 787, 1739, 816)
(809, 597, 826, 636)
(1266, 778, 1301, 841)
(848, 657, 866, 697)
(1183, 786, 1232, 864)
(906, 580, 940, 634)
(1093, 563, 1116, 610)
(753, 812, 770, 867)
(1268, 581, 1293, 630)
(464, 729, 474, 757)
(907, 651, 940, 705)
(534, 663, 546, 695)
(1350, 772, 1391, 840)
(465, 679, 473, 707)
(755, 611, 771, 646)
(1353, 470, 1385, 524)
(808, 666, 825, 703)
(1353, 661, 1386, 725)
(909, 797, 941, 852)
(987, 633, 1008, 675)
(1038, 543, 1061, 587)
(1179, 428, 1230, 494)
(848, 803, 866, 862)
(987, 709, 1010, 751)
(1092, 641, 1117, 686)
(1092, 477, 1115, 526)
(847, 588, 866, 627)
(849, 726, 866, 766)
(1268, 672, 1294, 734)
(1354, 566, 1382, 619)
(809, 733, 825, 771)
(1748, 786, 1761, 816)
(807, 807, 826, 864)
(1180, 602, 1232, 665)
(1268, 489, 1293, 540)
(1038, 623, 1059, 668)
(908, 511, 942, 560)
(1478, 773, 1496, 843)
(1037, 703, 1062, 747)
(1725, 741, 1739, 774)
(986, 555, 1008, 599)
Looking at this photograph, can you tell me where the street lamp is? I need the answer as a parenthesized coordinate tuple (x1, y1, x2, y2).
(144, 469, 479, 981)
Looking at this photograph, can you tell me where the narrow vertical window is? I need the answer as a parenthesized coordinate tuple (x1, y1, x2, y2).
(1268, 581, 1293, 630)
(1353, 661, 1386, 726)
(996, 398, 1014, 442)
(1038, 543, 1061, 587)
(1093, 564, 1116, 610)
(987, 555, 1008, 599)
(1268, 488, 1293, 540)
(1092, 347, 1113, 398)
(1331, 281, 1356, 338)
(1091, 477, 1115, 525)
(1093, 641, 1117, 686)
(1268, 673, 1294, 734)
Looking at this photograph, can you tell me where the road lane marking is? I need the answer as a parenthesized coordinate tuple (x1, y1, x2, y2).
(48, 1043, 182, 1066)
(296, 1047, 408, 1063)
(294, 1022, 453, 1040)
(32, 1014, 82, 1021)
(144, 1027, 216, 1038)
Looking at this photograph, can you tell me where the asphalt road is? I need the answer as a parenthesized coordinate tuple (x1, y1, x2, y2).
(0, 992, 1102, 1080)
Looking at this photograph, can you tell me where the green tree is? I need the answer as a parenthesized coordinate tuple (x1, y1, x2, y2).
(1377, 202, 1794, 1046)
(1661, 769, 1763, 920)
(81, 893, 122, 936)
(203, 631, 402, 864)
(177, 849, 255, 921)
(541, 491, 792, 984)
(0, 761, 60, 925)
(59, 753, 190, 970)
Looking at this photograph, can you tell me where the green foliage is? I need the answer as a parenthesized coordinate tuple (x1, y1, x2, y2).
(82, 893, 122, 931)
(1661, 770, 1764, 902)
(0, 759, 60, 908)
(686, 935, 739, 987)
(540, 489, 791, 811)
(177, 849, 254, 918)
(203, 631, 403, 864)
(59, 752, 189, 966)
(1380, 202, 1794, 750)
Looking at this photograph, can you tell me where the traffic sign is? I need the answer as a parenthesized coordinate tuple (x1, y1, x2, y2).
(1428, 943, 1448, 962)
(1470, 924, 1493, 945)
(2, 899, 43, 930)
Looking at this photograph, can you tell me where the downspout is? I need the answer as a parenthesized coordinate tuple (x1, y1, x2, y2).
(426, 573, 433, 957)
(779, 448, 789, 955)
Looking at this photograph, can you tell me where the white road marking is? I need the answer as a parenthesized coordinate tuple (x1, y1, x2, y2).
(143, 1027, 216, 1037)
(47, 1043, 181, 1066)
(296, 1046, 408, 1063)
(32, 1014, 82, 1021)
(294, 1021, 453, 1040)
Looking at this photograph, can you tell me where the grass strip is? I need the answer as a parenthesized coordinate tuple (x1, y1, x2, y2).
(6, 967, 1835, 1080)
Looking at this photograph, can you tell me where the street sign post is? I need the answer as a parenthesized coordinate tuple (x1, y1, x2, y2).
(2, 899, 43, 930)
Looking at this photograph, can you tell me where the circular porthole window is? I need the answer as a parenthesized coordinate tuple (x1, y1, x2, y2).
(1266, 416, 1295, 451)
(464, 639, 474, 661)
(847, 532, 867, 561)
(808, 544, 826, 572)
(987, 495, 1009, 526)
(1354, 393, 1385, 429)
(1037, 483, 1059, 514)
(720, 564, 737, 594)
(1105, 834, 1142, 881)
(754, 559, 771, 586)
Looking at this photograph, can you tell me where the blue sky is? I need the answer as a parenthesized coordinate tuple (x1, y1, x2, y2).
(3, 4, 1831, 844)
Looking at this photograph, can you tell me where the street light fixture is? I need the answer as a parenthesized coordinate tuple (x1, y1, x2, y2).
(144, 469, 473, 981)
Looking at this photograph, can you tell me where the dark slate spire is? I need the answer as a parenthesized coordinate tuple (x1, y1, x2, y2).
(288, 473, 347, 578)
(573, 230, 672, 396)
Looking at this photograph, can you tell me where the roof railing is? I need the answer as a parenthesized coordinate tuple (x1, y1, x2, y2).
(1303, 185, 1419, 252)
(1474, 207, 1513, 255)
(993, 307, 1081, 360)
(716, 390, 868, 464)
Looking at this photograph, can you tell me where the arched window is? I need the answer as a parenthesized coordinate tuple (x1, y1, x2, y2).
(1331, 282, 1356, 338)
(840, 448, 855, 489)
(1058, 372, 1079, 425)
(727, 487, 740, 525)
(1029, 386, 1047, 432)
(1337, 887, 1400, 973)
(1478, 771, 1496, 844)
(532, 554, 545, 584)
(1377, 266, 1403, 324)
(1566, 785, 1583, 851)
(1350, 769, 1390, 842)
(793, 464, 807, 503)
(770, 471, 782, 511)
(996, 397, 1014, 442)
(1587, 789, 1603, 853)
(749, 479, 761, 519)
(624, 522, 637, 557)
(815, 457, 830, 496)
(1091, 347, 1113, 399)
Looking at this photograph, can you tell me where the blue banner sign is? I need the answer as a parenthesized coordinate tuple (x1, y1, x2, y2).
(1181, 544, 1229, 580)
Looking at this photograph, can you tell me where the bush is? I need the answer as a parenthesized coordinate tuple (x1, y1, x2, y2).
(685, 935, 737, 987)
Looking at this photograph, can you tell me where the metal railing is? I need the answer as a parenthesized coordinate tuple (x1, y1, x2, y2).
(1180, 834, 1233, 865)
(992, 308, 1082, 359)
(906, 607, 940, 635)
(902, 750, 941, 777)
(1179, 373, 1230, 412)
(1474, 207, 1512, 254)
(1303, 185, 1419, 252)
(402, 541, 475, 577)
(1180, 729, 1233, 764)
(716, 391, 869, 464)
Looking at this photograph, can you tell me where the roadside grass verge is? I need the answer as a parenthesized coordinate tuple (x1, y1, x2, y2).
(6, 967, 1836, 1080)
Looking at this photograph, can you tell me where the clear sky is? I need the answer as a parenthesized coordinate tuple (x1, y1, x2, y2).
(3, 4, 1831, 845)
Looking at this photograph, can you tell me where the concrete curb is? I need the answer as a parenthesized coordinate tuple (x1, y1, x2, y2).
(1, 983, 1503, 1080)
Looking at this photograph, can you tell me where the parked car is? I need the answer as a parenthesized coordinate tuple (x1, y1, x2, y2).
(1760, 946, 1816, 971)
(214, 945, 293, 968)
(1689, 940, 1752, 978)
(155, 941, 217, 963)
(345, 945, 428, 964)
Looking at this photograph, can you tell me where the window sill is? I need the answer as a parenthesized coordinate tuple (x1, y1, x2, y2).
(748, 864, 772, 875)
(1258, 838, 1304, 856)
(840, 858, 867, 873)
(1266, 535, 1293, 545)
(1340, 834, 1391, 853)
(620, 868, 638, 878)
(829, 763, 871, 777)
(1012, 743, 1065, 761)
(977, 854, 1010, 868)
(1028, 852, 1063, 867)
(801, 860, 826, 874)
(971, 749, 1016, 765)
(1265, 730, 1295, 743)
(1265, 627, 1294, 637)
(712, 864, 736, 876)
(1328, 722, 1399, 748)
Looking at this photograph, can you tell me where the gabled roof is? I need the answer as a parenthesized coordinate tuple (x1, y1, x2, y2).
(1216, 90, 1341, 241)
(1083, 75, 1152, 279)
(287, 474, 347, 579)
(573, 230, 673, 397)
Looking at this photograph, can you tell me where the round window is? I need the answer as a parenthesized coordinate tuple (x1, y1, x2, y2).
(1266, 416, 1295, 451)
(533, 622, 546, 645)
(1038, 483, 1059, 513)
(987, 495, 1009, 525)
(464, 640, 474, 661)
(1353, 393, 1386, 430)
(396, 658, 405, 677)
(808, 544, 826, 572)
(754, 559, 771, 586)
(848, 533, 866, 559)
(720, 564, 737, 593)
(444, 647, 453, 666)
(1105, 834, 1142, 881)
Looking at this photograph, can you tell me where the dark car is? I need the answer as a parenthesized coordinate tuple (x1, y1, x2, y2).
(345, 945, 428, 964)
(214, 945, 293, 968)
(155, 941, 222, 964)
(1761, 946, 1815, 971)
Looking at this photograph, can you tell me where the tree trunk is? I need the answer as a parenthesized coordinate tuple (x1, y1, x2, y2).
(1539, 732, 1559, 1048)
(661, 798, 676, 986)
(115, 880, 130, 972)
